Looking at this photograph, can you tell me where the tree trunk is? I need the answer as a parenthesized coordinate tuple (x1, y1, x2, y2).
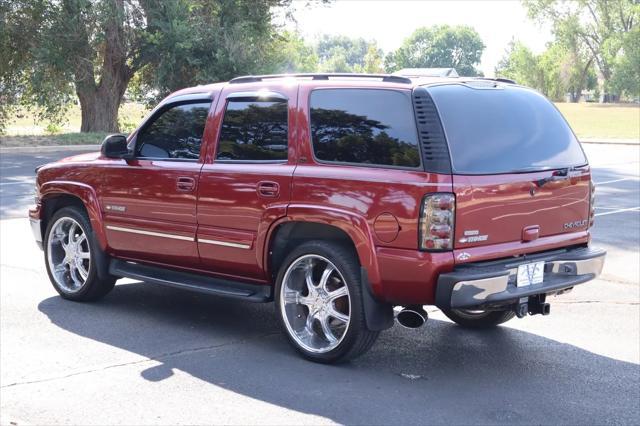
(77, 86, 123, 133)
(73, 0, 132, 133)
(573, 89, 582, 102)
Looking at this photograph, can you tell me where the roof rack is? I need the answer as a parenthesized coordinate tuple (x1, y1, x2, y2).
(393, 68, 459, 78)
(474, 77, 516, 84)
(229, 73, 412, 85)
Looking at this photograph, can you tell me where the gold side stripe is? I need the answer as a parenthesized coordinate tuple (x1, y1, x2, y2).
(197, 238, 251, 250)
(106, 225, 194, 242)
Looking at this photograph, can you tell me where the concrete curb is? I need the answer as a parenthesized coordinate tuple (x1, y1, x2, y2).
(580, 138, 639, 146)
(0, 144, 100, 154)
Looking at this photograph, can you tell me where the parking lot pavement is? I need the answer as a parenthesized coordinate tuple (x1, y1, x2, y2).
(1, 145, 639, 425)
(0, 148, 98, 220)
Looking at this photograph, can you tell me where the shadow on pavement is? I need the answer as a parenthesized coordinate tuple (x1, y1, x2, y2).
(38, 281, 640, 425)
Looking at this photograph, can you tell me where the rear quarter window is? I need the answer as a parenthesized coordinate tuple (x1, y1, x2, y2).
(309, 89, 421, 168)
(428, 84, 587, 174)
(217, 99, 288, 161)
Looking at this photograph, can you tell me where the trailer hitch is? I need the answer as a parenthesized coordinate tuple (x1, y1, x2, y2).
(514, 294, 551, 318)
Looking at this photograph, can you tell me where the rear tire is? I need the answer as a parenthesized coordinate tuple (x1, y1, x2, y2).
(44, 206, 116, 301)
(275, 240, 379, 364)
(441, 308, 515, 329)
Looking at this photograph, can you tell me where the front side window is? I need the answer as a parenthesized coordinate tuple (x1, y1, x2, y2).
(216, 99, 288, 161)
(310, 89, 421, 168)
(136, 101, 211, 160)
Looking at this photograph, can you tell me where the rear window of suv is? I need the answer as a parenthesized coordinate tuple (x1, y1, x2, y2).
(310, 89, 421, 168)
(428, 84, 587, 174)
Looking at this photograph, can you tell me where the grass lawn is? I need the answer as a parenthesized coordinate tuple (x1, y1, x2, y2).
(0, 103, 148, 147)
(554, 103, 639, 140)
(1, 101, 638, 147)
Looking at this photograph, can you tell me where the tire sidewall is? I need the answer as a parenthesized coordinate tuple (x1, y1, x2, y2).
(275, 240, 369, 363)
(44, 207, 102, 300)
(443, 308, 515, 328)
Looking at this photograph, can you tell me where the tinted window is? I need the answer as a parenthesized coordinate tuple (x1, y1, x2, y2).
(310, 89, 420, 168)
(216, 100, 288, 161)
(136, 102, 211, 160)
(428, 84, 587, 174)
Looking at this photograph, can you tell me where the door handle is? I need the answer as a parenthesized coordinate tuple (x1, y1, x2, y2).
(257, 181, 279, 198)
(177, 176, 196, 192)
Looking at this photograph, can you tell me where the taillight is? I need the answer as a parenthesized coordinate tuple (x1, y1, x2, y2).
(419, 193, 455, 251)
(589, 180, 595, 227)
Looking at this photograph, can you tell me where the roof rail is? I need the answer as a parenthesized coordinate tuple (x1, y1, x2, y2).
(475, 77, 516, 84)
(229, 73, 412, 85)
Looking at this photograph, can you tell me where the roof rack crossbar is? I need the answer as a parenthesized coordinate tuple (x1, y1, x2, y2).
(229, 73, 412, 85)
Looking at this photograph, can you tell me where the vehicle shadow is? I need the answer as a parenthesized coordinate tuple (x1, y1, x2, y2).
(38, 282, 639, 425)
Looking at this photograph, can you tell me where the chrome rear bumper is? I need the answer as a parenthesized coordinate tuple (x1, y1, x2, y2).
(435, 246, 606, 309)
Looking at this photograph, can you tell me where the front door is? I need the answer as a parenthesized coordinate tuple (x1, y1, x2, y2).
(196, 85, 298, 282)
(100, 98, 213, 268)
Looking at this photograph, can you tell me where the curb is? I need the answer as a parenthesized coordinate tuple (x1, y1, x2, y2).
(0, 144, 100, 154)
(580, 138, 639, 146)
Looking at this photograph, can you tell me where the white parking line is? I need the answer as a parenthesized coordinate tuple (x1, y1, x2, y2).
(594, 207, 640, 217)
(0, 181, 34, 186)
(595, 177, 639, 186)
(596, 206, 636, 210)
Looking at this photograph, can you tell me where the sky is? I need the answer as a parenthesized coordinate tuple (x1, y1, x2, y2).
(285, 0, 553, 76)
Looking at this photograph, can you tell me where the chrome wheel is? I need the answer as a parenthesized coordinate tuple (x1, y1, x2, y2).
(47, 217, 91, 293)
(279, 254, 351, 354)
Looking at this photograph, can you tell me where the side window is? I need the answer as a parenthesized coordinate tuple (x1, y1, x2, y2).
(136, 101, 211, 160)
(216, 99, 288, 161)
(310, 89, 421, 168)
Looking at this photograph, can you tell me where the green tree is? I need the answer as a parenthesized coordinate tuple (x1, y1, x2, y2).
(496, 39, 597, 101)
(313, 34, 382, 72)
(1, 0, 292, 133)
(385, 25, 485, 76)
(495, 40, 543, 89)
(524, 0, 639, 101)
(269, 31, 318, 73)
(610, 26, 640, 98)
(356, 44, 385, 74)
(315, 34, 367, 69)
(318, 46, 351, 72)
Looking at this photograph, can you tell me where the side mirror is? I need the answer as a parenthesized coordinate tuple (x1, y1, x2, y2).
(101, 134, 131, 159)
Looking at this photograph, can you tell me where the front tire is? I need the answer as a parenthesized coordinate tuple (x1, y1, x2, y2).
(44, 206, 116, 301)
(441, 308, 515, 328)
(275, 240, 379, 363)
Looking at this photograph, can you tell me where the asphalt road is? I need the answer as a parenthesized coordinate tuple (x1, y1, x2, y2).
(1, 145, 639, 425)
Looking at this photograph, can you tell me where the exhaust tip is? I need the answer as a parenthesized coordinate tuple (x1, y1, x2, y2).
(396, 307, 428, 329)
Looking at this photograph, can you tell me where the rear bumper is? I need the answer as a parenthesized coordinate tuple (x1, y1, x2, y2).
(435, 246, 605, 309)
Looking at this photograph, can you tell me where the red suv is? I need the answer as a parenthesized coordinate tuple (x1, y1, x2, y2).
(29, 73, 605, 363)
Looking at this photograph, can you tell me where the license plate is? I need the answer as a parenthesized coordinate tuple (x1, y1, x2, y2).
(516, 261, 545, 287)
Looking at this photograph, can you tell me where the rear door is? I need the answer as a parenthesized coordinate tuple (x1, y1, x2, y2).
(196, 85, 297, 282)
(427, 83, 590, 252)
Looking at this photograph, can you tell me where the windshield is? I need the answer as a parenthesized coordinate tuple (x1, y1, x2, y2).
(428, 84, 587, 175)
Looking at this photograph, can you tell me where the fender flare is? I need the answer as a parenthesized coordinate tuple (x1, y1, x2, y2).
(261, 205, 394, 331)
(39, 181, 107, 250)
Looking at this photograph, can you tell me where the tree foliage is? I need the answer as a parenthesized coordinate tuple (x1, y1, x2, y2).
(385, 25, 485, 76)
(1, 0, 292, 133)
(496, 39, 597, 102)
(524, 0, 639, 100)
(610, 26, 640, 98)
(268, 31, 319, 73)
(313, 34, 383, 73)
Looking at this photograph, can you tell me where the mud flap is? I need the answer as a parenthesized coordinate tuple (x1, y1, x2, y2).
(361, 267, 394, 331)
